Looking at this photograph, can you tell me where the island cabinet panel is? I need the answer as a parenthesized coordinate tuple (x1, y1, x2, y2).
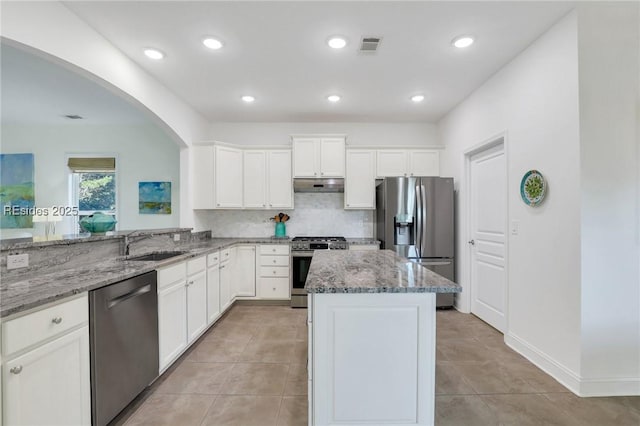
(310, 292, 436, 426)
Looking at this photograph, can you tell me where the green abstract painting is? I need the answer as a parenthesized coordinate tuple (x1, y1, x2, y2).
(0, 153, 35, 228)
(139, 181, 171, 214)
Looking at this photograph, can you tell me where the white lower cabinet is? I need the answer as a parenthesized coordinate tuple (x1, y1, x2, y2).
(157, 256, 209, 372)
(219, 248, 234, 311)
(186, 263, 208, 343)
(206, 251, 221, 325)
(309, 292, 436, 426)
(257, 244, 290, 299)
(158, 279, 188, 372)
(2, 294, 90, 426)
(233, 245, 256, 298)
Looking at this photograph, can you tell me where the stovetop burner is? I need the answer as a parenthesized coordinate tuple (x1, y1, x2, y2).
(291, 236, 348, 251)
(292, 236, 347, 242)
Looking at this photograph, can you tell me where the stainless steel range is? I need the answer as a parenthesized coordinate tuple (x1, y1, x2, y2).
(290, 236, 347, 308)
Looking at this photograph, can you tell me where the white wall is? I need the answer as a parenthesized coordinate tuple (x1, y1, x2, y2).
(200, 193, 373, 238)
(1, 124, 180, 236)
(577, 3, 640, 394)
(0, 1, 209, 230)
(209, 122, 440, 147)
(438, 12, 583, 385)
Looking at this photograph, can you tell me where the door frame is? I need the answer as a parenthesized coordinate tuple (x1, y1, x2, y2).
(460, 132, 509, 332)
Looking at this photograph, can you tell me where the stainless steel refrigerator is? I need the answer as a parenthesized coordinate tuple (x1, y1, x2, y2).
(375, 177, 455, 307)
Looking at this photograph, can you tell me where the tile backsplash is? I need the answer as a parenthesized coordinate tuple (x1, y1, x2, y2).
(203, 193, 374, 238)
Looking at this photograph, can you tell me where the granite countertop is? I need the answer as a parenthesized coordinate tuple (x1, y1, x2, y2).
(0, 237, 290, 318)
(305, 250, 461, 294)
(346, 238, 380, 245)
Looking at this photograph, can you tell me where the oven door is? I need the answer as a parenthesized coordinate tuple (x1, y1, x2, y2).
(291, 251, 313, 308)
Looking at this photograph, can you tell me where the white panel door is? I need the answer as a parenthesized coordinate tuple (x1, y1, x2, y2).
(186, 270, 208, 343)
(469, 143, 507, 332)
(3, 327, 90, 426)
(345, 150, 375, 209)
(293, 138, 319, 177)
(267, 150, 293, 208)
(214, 145, 243, 208)
(319, 138, 345, 177)
(158, 281, 187, 371)
(207, 264, 221, 325)
(408, 150, 440, 177)
(219, 261, 232, 312)
(243, 150, 267, 208)
(376, 150, 408, 177)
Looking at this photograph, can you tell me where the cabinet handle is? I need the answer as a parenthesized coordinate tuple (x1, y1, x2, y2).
(263, 204, 266, 207)
(10, 366, 22, 374)
(347, 204, 350, 207)
(217, 203, 221, 206)
(52, 317, 63, 325)
(220, 265, 225, 269)
(273, 287, 276, 291)
(273, 270, 277, 274)
(320, 172, 324, 176)
(273, 259, 277, 263)
(225, 253, 229, 257)
(188, 280, 194, 286)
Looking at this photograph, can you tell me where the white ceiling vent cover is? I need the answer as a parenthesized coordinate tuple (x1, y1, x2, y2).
(359, 37, 382, 53)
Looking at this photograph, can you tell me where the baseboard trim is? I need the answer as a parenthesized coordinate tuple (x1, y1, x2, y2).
(505, 332, 581, 394)
(505, 332, 640, 397)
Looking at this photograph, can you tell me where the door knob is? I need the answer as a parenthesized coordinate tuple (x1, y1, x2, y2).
(52, 317, 63, 324)
(10, 366, 22, 374)
(468, 240, 475, 246)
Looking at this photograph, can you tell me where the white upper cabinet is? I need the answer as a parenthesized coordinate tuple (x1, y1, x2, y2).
(293, 138, 319, 177)
(408, 150, 439, 176)
(242, 149, 293, 209)
(376, 150, 408, 177)
(268, 150, 293, 208)
(215, 145, 243, 208)
(243, 150, 267, 208)
(293, 136, 345, 178)
(376, 149, 440, 178)
(345, 150, 376, 209)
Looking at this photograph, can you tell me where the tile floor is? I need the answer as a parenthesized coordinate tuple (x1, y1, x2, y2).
(114, 305, 640, 426)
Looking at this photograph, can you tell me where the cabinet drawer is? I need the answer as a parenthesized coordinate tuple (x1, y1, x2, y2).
(259, 266, 289, 278)
(187, 256, 206, 275)
(260, 255, 290, 267)
(259, 245, 290, 256)
(2, 294, 88, 356)
(207, 251, 220, 266)
(158, 262, 186, 289)
(221, 248, 232, 261)
(259, 278, 290, 299)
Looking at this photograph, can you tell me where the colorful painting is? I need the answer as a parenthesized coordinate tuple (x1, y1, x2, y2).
(0, 153, 35, 228)
(139, 181, 171, 214)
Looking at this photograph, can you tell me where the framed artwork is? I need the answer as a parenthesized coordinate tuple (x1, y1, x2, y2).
(138, 181, 171, 214)
(0, 153, 35, 228)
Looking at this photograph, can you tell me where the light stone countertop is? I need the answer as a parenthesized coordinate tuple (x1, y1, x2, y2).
(305, 250, 461, 294)
(0, 237, 290, 318)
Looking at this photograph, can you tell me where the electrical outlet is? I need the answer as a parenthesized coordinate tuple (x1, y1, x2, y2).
(7, 254, 29, 270)
(511, 220, 520, 235)
(173, 233, 180, 242)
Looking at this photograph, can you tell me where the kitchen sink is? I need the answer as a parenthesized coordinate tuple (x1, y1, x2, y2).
(126, 251, 186, 261)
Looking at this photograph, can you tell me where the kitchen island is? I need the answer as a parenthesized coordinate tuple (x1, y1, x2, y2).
(305, 250, 461, 426)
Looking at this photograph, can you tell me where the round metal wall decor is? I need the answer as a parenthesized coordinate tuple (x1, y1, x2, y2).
(520, 170, 546, 206)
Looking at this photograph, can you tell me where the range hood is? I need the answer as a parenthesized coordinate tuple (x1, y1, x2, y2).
(293, 178, 344, 193)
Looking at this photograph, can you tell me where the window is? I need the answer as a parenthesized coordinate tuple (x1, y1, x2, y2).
(68, 156, 117, 232)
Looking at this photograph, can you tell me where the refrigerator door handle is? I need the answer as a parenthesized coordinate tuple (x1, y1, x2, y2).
(420, 183, 428, 258)
(415, 182, 422, 257)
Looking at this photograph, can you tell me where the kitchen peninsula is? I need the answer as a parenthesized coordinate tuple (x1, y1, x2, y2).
(305, 250, 461, 426)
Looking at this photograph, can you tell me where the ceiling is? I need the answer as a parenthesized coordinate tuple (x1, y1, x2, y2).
(4, 1, 576, 124)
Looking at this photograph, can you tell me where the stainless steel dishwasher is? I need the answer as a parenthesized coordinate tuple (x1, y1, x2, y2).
(89, 271, 159, 426)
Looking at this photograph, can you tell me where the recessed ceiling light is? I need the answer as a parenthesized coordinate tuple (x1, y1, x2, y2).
(241, 95, 255, 103)
(327, 95, 341, 103)
(452, 36, 474, 49)
(410, 95, 425, 103)
(203, 37, 223, 50)
(327, 37, 347, 49)
(143, 48, 164, 60)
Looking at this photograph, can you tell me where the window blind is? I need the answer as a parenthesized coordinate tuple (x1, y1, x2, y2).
(67, 157, 116, 172)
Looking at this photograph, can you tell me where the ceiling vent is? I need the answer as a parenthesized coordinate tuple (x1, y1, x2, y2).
(359, 37, 382, 53)
(63, 114, 84, 120)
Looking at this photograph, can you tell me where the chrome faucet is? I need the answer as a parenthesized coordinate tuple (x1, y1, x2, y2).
(122, 230, 152, 256)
